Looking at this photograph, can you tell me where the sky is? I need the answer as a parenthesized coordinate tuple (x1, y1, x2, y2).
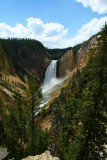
(0, 0, 107, 48)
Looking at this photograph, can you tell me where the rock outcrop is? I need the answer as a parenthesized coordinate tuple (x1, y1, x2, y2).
(77, 36, 97, 69)
(22, 151, 60, 160)
(0, 147, 8, 160)
(57, 35, 98, 78)
(57, 49, 76, 77)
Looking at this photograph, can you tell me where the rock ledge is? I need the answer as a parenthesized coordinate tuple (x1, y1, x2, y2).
(22, 151, 60, 160)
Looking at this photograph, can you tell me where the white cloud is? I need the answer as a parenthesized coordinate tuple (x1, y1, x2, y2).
(65, 16, 107, 47)
(26, 17, 68, 40)
(76, 0, 107, 14)
(0, 17, 107, 48)
(0, 17, 68, 47)
(61, 16, 107, 48)
(47, 16, 107, 48)
(0, 23, 30, 38)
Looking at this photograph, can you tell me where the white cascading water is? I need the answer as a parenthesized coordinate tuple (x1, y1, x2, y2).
(44, 60, 57, 85)
(39, 60, 61, 108)
(42, 60, 60, 94)
(35, 60, 65, 115)
(35, 60, 63, 115)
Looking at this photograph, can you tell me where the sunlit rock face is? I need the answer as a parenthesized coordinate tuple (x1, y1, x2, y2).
(57, 49, 76, 77)
(57, 36, 98, 78)
(22, 151, 60, 160)
(77, 36, 97, 69)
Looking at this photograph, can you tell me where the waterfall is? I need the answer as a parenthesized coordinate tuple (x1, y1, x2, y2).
(42, 60, 57, 92)
(35, 60, 63, 115)
(44, 60, 57, 84)
(36, 60, 58, 111)
(42, 60, 63, 94)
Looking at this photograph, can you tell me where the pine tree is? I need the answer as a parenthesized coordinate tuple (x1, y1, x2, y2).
(27, 74, 42, 155)
(51, 24, 107, 160)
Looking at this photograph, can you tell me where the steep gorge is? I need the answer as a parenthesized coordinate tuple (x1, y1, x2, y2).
(40, 27, 107, 160)
(0, 29, 106, 160)
(37, 34, 99, 132)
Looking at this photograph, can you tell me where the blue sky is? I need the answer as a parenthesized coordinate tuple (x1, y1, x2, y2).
(0, 0, 107, 48)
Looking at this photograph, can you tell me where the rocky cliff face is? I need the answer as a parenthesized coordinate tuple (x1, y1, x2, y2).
(57, 35, 97, 77)
(77, 36, 97, 69)
(57, 49, 76, 77)
(22, 151, 59, 160)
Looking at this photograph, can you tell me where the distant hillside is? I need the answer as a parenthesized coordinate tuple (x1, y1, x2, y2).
(0, 38, 51, 81)
(0, 38, 82, 82)
(47, 47, 72, 59)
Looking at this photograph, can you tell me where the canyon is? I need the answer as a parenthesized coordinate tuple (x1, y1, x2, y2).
(0, 26, 107, 160)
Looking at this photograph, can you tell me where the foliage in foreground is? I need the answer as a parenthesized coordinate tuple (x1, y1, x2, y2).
(0, 24, 107, 160)
(50, 24, 107, 160)
(0, 75, 49, 160)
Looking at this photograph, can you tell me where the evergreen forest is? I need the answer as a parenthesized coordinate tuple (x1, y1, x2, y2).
(0, 24, 107, 160)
